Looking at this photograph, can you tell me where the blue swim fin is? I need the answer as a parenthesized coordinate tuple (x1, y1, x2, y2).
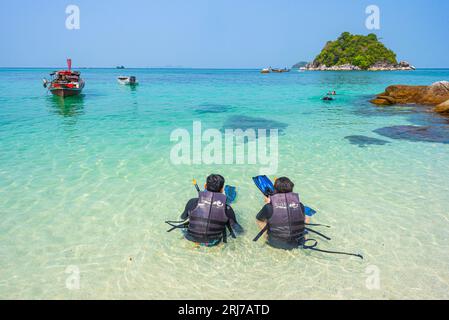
(304, 206, 317, 217)
(225, 185, 237, 204)
(252, 175, 275, 197)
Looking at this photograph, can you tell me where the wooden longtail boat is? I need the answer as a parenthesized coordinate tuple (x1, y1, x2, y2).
(43, 59, 85, 97)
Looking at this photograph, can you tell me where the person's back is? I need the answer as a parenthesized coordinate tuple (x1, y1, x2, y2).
(187, 189, 229, 244)
(180, 174, 243, 247)
(256, 177, 306, 250)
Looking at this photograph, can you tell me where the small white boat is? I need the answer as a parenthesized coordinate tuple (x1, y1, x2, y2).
(117, 76, 138, 85)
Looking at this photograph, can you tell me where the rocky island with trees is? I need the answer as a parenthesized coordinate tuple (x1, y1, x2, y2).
(295, 32, 415, 71)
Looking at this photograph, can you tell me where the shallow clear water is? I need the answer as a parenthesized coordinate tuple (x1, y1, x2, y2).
(1, 68, 449, 299)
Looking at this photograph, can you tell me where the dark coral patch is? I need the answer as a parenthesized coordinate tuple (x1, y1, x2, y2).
(345, 135, 391, 147)
(194, 103, 233, 114)
(223, 115, 288, 136)
(373, 125, 449, 144)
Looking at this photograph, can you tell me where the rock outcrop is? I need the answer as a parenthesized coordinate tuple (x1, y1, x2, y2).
(370, 81, 449, 114)
(368, 61, 415, 71)
(303, 63, 361, 71)
(303, 61, 414, 71)
(435, 99, 449, 113)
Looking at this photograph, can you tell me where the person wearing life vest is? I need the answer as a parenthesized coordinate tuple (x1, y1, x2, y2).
(255, 177, 307, 250)
(180, 174, 244, 247)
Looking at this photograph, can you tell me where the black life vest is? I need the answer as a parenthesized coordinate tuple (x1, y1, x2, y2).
(187, 191, 229, 243)
(267, 192, 305, 243)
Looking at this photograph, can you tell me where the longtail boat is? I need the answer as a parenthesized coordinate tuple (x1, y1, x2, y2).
(43, 59, 85, 97)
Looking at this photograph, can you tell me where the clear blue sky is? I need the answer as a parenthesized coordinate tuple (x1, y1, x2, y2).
(1, 0, 448, 68)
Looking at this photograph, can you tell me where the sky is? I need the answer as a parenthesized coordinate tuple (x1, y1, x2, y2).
(0, 0, 448, 68)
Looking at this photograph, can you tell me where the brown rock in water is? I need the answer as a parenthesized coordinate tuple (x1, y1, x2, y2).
(370, 99, 388, 106)
(370, 97, 394, 106)
(371, 81, 449, 107)
(435, 99, 449, 114)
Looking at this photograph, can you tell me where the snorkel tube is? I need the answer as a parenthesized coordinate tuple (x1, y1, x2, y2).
(192, 178, 201, 194)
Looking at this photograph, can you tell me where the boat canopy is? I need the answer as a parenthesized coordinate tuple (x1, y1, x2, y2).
(50, 70, 80, 76)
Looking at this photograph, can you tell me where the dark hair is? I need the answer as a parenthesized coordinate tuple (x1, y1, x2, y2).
(274, 177, 294, 193)
(206, 174, 225, 192)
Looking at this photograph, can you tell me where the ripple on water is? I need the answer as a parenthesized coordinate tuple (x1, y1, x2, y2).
(2, 68, 449, 299)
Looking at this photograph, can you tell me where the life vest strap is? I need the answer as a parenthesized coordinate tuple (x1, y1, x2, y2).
(165, 220, 189, 232)
(268, 220, 305, 227)
(188, 229, 223, 239)
(253, 224, 269, 242)
(304, 245, 363, 260)
(305, 223, 331, 228)
(305, 227, 331, 241)
(189, 216, 227, 226)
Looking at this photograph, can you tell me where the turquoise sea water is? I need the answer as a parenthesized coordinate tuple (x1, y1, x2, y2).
(1, 68, 449, 299)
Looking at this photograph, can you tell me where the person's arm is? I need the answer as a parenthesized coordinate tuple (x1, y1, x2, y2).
(256, 203, 272, 222)
(256, 204, 272, 236)
(180, 198, 198, 220)
(300, 202, 311, 224)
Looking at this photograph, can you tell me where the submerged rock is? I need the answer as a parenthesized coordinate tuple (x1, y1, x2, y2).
(373, 125, 449, 144)
(370, 81, 449, 109)
(194, 103, 233, 114)
(222, 115, 288, 137)
(344, 135, 391, 147)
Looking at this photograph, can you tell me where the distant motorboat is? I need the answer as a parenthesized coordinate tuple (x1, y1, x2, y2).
(116, 65, 125, 69)
(261, 67, 271, 74)
(117, 76, 138, 85)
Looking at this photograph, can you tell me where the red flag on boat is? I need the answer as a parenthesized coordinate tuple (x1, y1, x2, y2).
(67, 59, 72, 71)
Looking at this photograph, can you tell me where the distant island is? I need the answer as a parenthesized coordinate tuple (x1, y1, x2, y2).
(291, 61, 308, 69)
(294, 32, 415, 71)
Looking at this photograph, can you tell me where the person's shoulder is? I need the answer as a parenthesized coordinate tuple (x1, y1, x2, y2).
(187, 197, 199, 205)
(256, 203, 272, 220)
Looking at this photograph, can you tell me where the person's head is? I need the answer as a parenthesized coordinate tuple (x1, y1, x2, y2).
(205, 174, 225, 193)
(274, 177, 294, 194)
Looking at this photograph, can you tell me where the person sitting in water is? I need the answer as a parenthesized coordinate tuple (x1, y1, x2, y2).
(180, 174, 244, 247)
(255, 177, 308, 250)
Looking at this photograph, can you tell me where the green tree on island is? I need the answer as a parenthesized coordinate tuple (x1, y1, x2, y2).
(312, 32, 398, 69)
